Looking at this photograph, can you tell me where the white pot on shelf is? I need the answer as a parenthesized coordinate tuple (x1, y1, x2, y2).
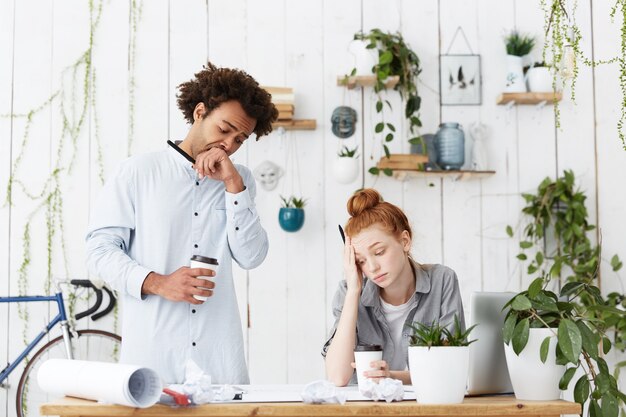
(526, 67, 553, 92)
(333, 157, 359, 184)
(408, 346, 469, 404)
(504, 328, 564, 400)
(348, 39, 377, 75)
(504, 55, 527, 93)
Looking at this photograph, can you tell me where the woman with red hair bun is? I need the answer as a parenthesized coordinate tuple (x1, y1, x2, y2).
(322, 188, 465, 387)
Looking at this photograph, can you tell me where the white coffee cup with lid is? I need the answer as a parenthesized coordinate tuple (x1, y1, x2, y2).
(354, 344, 383, 389)
(190, 255, 219, 301)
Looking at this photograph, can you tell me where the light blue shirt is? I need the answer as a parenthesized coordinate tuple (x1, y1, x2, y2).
(85, 146, 268, 384)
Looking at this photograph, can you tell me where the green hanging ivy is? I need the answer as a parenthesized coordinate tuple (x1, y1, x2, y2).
(541, 0, 626, 149)
(3, 0, 142, 346)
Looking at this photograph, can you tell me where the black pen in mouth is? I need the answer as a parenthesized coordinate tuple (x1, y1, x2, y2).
(167, 140, 196, 164)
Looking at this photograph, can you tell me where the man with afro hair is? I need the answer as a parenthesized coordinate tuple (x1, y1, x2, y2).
(86, 62, 277, 384)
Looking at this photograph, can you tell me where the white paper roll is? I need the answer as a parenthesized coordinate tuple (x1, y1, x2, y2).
(37, 359, 162, 408)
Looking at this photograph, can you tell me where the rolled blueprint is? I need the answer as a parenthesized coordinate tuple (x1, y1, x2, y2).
(37, 359, 162, 408)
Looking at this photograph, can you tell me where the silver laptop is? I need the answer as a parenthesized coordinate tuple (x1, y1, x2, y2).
(466, 292, 515, 395)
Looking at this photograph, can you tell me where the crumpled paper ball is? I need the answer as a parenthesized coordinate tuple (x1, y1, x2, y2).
(359, 378, 404, 402)
(301, 380, 346, 404)
(167, 360, 238, 404)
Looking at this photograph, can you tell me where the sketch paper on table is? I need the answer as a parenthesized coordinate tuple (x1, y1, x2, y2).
(37, 359, 162, 408)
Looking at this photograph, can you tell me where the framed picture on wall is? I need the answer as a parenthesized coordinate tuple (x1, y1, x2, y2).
(440, 54, 482, 105)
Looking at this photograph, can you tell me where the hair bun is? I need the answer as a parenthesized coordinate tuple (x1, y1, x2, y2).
(347, 189, 383, 217)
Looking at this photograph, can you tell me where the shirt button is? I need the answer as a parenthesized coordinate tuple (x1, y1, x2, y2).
(194, 212, 198, 216)
(235, 227, 239, 231)
(234, 201, 238, 205)
(194, 244, 198, 248)
(192, 342, 196, 347)
(192, 309, 196, 314)
(196, 181, 199, 186)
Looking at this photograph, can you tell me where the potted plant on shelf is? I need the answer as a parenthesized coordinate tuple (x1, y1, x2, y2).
(504, 31, 535, 93)
(504, 170, 625, 409)
(525, 61, 554, 92)
(332, 146, 359, 184)
(278, 195, 306, 233)
(407, 315, 477, 404)
(345, 28, 423, 176)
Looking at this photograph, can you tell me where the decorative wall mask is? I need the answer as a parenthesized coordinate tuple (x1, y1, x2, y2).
(253, 160, 283, 191)
(331, 106, 357, 138)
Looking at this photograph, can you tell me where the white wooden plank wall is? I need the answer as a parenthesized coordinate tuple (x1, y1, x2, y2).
(1, 2, 625, 416)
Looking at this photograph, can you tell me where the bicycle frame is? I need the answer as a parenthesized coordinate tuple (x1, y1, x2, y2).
(0, 290, 74, 386)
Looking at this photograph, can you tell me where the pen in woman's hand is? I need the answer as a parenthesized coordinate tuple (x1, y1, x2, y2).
(338, 224, 345, 244)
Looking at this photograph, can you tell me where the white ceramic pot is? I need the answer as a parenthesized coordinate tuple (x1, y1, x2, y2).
(504, 55, 527, 93)
(408, 346, 469, 404)
(333, 157, 359, 184)
(526, 67, 553, 92)
(504, 328, 565, 400)
(348, 39, 377, 75)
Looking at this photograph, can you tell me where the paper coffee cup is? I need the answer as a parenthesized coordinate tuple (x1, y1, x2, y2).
(190, 255, 219, 301)
(354, 344, 383, 389)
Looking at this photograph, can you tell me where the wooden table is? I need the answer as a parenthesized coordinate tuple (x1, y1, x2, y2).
(42, 395, 581, 417)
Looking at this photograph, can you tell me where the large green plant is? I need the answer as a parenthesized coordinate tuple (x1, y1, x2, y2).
(505, 170, 626, 417)
(506, 170, 624, 349)
(503, 279, 626, 417)
(347, 29, 423, 176)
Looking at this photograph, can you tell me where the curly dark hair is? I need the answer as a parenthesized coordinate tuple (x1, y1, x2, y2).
(177, 62, 278, 139)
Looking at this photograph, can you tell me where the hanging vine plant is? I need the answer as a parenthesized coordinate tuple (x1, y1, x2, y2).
(541, 0, 626, 149)
(2, 0, 142, 343)
(348, 29, 423, 176)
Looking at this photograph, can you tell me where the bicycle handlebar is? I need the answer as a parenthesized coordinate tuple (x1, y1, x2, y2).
(70, 279, 116, 322)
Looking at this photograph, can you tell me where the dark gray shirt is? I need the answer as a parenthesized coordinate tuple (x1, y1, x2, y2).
(322, 261, 465, 382)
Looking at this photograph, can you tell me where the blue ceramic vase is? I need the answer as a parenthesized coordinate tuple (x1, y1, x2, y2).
(434, 122, 465, 170)
(278, 208, 305, 232)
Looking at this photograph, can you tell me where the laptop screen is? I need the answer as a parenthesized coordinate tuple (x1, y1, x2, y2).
(466, 292, 515, 396)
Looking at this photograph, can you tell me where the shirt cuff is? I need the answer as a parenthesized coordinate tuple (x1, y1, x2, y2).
(225, 186, 252, 214)
(127, 265, 153, 300)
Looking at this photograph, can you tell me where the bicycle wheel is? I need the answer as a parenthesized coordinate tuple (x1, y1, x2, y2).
(16, 329, 121, 417)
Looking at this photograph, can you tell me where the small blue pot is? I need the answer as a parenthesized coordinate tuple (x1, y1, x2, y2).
(278, 208, 305, 232)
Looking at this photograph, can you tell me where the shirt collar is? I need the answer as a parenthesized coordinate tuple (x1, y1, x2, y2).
(361, 258, 431, 307)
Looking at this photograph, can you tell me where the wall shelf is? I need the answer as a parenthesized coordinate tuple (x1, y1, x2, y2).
(496, 92, 562, 105)
(388, 170, 496, 181)
(337, 75, 400, 90)
(272, 119, 317, 130)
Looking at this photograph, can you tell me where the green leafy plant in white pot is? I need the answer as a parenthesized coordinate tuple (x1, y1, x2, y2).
(333, 146, 359, 184)
(503, 278, 626, 411)
(407, 316, 477, 404)
(504, 31, 536, 93)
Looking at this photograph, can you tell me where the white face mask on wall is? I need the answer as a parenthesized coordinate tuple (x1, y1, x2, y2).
(253, 160, 284, 191)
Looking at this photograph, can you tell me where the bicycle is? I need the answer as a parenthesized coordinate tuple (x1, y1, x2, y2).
(0, 279, 122, 417)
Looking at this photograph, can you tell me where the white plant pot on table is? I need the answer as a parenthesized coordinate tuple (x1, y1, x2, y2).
(504, 328, 565, 400)
(408, 346, 469, 404)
